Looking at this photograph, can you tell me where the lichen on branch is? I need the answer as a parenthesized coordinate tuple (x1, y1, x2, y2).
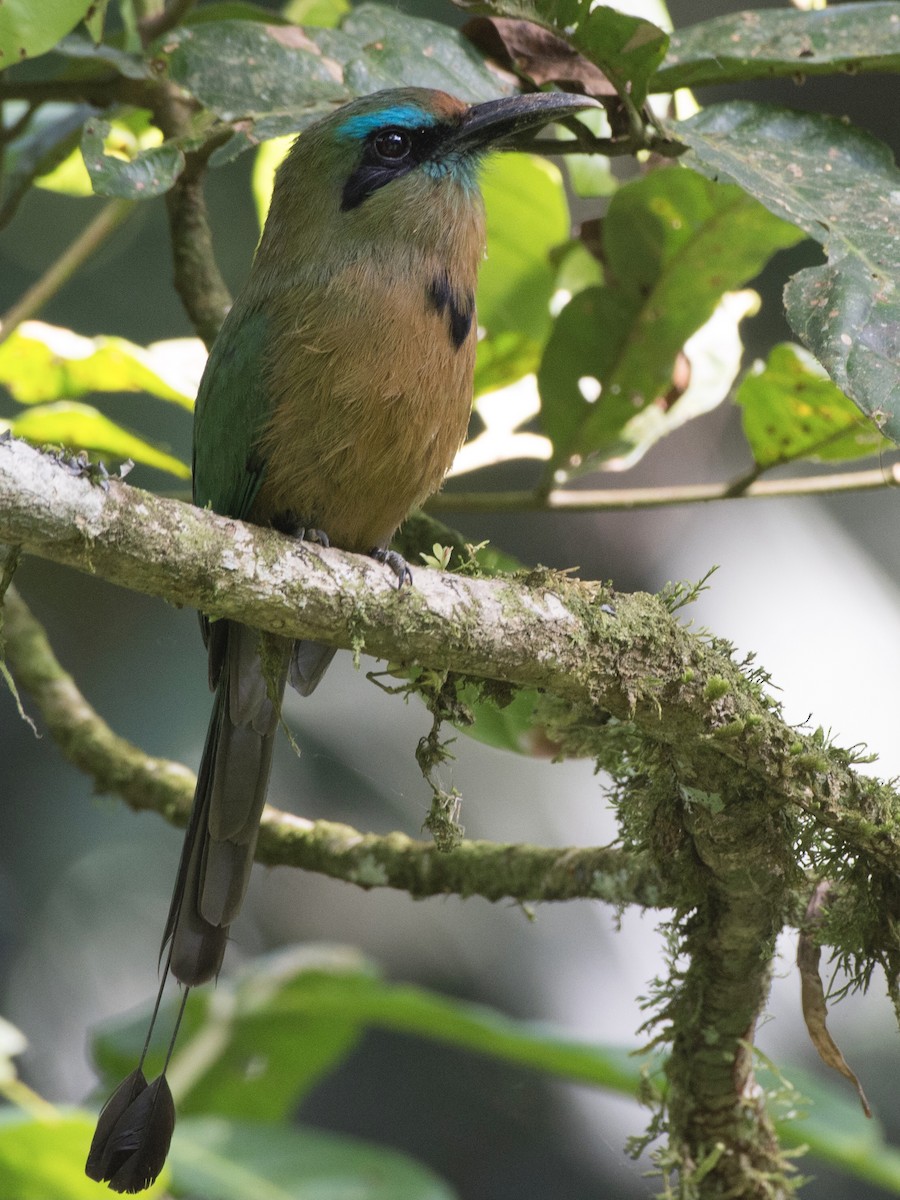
(3, 433, 900, 1199)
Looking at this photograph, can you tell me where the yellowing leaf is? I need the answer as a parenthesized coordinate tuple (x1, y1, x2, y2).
(34, 143, 93, 196)
(4, 402, 190, 479)
(0, 1110, 169, 1199)
(737, 343, 889, 467)
(0, 321, 201, 409)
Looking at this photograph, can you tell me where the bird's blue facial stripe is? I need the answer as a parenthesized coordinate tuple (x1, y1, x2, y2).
(422, 153, 480, 194)
(337, 105, 437, 142)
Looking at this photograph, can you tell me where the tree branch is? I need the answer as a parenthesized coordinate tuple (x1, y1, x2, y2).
(660, 769, 798, 1196)
(1, 434, 898, 884)
(138, 0, 198, 46)
(4, 436, 896, 1194)
(150, 92, 233, 347)
(1, 580, 665, 907)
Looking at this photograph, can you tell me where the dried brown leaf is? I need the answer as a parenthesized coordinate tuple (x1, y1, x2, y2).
(462, 17, 616, 97)
(798, 880, 872, 1118)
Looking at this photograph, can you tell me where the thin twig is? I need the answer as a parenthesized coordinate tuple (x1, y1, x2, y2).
(139, 0, 198, 46)
(524, 132, 684, 158)
(0, 199, 136, 345)
(430, 461, 900, 514)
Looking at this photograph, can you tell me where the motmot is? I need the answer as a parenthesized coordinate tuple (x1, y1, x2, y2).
(86, 85, 598, 1192)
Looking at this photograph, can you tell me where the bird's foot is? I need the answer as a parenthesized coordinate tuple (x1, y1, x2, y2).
(271, 511, 330, 547)
(369, 547, 413, 588)
(300, 527, 330, 547)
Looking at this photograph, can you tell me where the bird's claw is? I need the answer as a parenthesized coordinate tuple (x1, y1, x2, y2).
(300, 527, 330, 548)
(271, 511, 330, 546)
(369, 547, 413, 589)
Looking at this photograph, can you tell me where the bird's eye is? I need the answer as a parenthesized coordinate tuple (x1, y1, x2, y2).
(373, 128, 412, 161)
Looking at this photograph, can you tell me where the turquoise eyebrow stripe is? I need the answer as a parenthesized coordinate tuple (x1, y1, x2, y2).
(337, 105, 437, 140)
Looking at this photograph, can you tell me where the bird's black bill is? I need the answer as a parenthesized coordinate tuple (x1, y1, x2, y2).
(451, 90, 601, 154)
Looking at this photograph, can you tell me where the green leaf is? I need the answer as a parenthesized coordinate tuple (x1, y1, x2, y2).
(538, 167, 802, 473)
(156, 21, 348, 132)
(0, 0, 91, 65)
(83, 0, 109, 43)
(0, 104, 91, 223)
(316, 5, 506, 100)
(565, 150, 617, 201)
(4, 402, 190, 478)
(81, 118, 185, 199)
(654, 2, 900, 92)
(570, 4, 669, 106)
(0, 322, 198, 409)
(472, 331, 540, 396)
(157, 5, 503, 144)
(676, 102, 900, 443)
(472, 161, 599, 397)
(282, 0, 351, 25)
(50, 32, 152, 80)
(172, 1118, 457, 1200)
(460, 685, 543, 754)
(0, 1109, 169, 1199)
(737, 343, 890, 468)
(184, 1, 293, 25)
(92, 946, 649, 1120)
(92, 947, 367, 1118)
(760, 1062, 900, 1192)
(251, 135, 294, 229)
(604, 288, 760, 470)
(479, 153, 571, 343)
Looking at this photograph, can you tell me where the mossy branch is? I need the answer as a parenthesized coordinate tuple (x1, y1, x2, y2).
(1, 435, 899, 875)
(3, 434, 899, 1198)
(1, 579, 663, 907)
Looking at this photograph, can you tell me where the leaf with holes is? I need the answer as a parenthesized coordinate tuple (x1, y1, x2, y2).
(737, 343, 890, 468)
(676, 102, 900, 444)
(537, 166, 802, 474)
(81, 119, 185, 199)
(156, 5, 503, 145)
(653, 2, 900, 92)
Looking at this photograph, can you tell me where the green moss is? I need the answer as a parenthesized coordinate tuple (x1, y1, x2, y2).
(703, 675, 731, 701)
(713, 718, 745, 739)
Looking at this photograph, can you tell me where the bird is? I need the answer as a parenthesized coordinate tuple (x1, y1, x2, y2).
(85, 84, 599, 1193)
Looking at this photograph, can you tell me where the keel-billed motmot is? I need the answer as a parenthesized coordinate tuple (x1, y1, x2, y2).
(86, 85, 598, 1192)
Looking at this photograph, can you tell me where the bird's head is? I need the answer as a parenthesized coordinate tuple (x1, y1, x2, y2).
(256, 86, 599, 271)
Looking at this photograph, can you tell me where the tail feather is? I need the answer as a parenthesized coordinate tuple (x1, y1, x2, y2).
(290, 638, 336, 697)
(208, 719, 276, 843)
(163, 622, 289, 986)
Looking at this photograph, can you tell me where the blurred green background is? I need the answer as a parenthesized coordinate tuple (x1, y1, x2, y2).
(4, 0, 900, 1196)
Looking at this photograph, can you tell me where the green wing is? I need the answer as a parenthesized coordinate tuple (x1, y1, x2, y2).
(192, 303, 271, 520)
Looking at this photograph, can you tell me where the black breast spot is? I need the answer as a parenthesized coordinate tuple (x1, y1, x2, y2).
(427, 272, 475, 351)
